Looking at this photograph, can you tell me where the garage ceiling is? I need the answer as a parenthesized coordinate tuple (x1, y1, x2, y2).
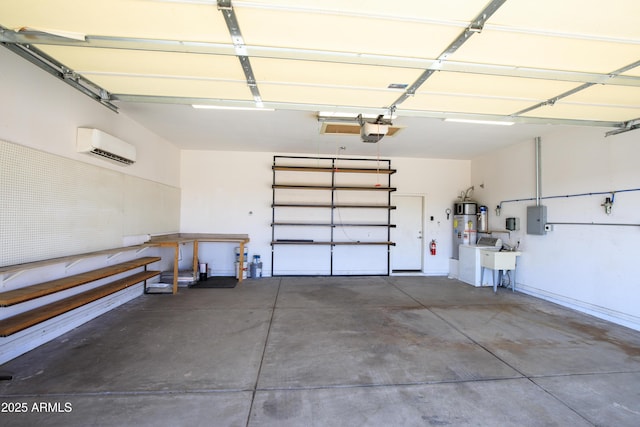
(1, 0, 639, 158)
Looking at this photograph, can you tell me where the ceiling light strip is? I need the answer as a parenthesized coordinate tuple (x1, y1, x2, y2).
(0, 39, 117, 112)
(444, 118, 513, 126)
(513, 59, 640, 117)
(4, 30, 640, 88)
(390, 0, 507, 108)
(217, 0, 263, 107)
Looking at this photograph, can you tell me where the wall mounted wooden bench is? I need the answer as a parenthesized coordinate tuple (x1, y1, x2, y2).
(0, 256, 160, 337)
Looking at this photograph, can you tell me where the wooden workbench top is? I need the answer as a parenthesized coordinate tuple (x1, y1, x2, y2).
(147, 233, 250, 244)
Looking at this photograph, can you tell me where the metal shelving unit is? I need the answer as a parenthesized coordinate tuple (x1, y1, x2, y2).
(271, 155, 396, 276)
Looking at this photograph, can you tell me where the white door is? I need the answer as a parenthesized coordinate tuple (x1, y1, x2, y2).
(392, 195, 424, 271)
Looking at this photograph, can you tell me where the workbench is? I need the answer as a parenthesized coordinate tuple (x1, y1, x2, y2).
(147, 233, 250, 294)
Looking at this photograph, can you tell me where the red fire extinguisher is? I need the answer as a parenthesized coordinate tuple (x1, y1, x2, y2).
(430, 239, 437, 256)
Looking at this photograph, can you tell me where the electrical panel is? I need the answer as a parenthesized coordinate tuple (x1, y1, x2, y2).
(527, 205, 547, 235)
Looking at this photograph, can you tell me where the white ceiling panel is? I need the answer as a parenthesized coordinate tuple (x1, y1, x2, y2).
(259, 84, 398, 108)
(36, 46, 246, 80)
(451, 30, 640, 74)
(0, 0, 230, 42)
(488, 0, 640, 40)
(521, 103, 640, 122)
(235, 8, 461, 59)
(88, 75, 252, 100)
(422, 72, 580, 100)
(400, 92, 535, 116)
(234, 0, 491, 22)
(251, 58, 422, 89)
(564, 85, 640, 108)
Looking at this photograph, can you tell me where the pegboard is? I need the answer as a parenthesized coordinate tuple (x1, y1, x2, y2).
(0, 139, 180, 267)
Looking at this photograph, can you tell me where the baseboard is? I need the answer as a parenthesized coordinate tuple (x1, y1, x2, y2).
(517, 283, 640, 332)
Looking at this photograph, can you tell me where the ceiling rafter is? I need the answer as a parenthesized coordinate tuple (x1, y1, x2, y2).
(2, 28, 640, 88)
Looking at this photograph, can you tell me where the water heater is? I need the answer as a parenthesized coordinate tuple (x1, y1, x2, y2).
(455, 202, 477, 215)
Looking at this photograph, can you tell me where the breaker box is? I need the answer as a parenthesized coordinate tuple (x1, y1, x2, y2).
(527, 205, 547, 235)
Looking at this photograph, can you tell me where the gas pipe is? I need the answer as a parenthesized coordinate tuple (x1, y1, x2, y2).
(430, 239, 437, 256)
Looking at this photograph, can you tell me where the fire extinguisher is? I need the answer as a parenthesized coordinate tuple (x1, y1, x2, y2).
(430, 239, 437, 256)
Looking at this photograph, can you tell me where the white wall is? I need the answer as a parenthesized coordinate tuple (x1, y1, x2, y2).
(0, 48, 180, 188)
(471, 127, 640, 330)
(392, 157, 471, 274)
(180, 151, 470, 276)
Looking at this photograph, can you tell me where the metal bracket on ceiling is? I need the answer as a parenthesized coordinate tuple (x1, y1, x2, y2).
(217, 0, 232, 11)
(0, 26, 118, 113)
(512, 59, 640, 122)
(605, 118, 640, 137)
(388, 0, 507, 111)
(217, 0, 264, 106)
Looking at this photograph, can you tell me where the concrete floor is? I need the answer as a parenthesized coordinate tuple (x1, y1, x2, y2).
(1, 276, 640, 426)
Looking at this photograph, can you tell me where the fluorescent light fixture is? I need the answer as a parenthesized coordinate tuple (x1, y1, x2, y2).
(192, 105, 275, 111)
(319, 111, 397, 120)
(444, 118, 514, 126)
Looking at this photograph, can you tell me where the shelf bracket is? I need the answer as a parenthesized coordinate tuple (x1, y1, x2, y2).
(1, 270, 27, 285)
(65, 259, 84, 271)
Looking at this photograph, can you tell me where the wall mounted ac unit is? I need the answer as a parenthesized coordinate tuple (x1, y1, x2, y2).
(76, 128, 136, 165)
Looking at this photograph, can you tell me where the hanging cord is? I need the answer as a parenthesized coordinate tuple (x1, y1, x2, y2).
(333, 196, 358, 242)
(332, 147, 357, 242)
(375, 125, 382, 187)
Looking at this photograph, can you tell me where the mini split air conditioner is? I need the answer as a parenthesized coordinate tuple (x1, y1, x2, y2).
(360, 121, 389, 143)
(76, 128, 136, 165)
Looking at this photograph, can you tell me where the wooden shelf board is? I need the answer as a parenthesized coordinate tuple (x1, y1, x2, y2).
(0, 270, 160, 337)
(273, 166, 396, 174)
(334, 204, 396, 209)
(0, 257, 161, 307)
(273, 185, 396, 192)
(272, 203, 396, 209)
(272, 241, 395, 246)
(272, 223, 396, 227)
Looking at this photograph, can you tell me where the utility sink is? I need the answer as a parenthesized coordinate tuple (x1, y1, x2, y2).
(480, 250, 522, 270)
(480, 250, 522, 292)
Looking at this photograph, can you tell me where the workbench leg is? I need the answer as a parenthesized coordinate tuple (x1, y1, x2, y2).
(193, 240, 199, 283)
(172, 245, 179, 295)
(238, 242, 245, 283)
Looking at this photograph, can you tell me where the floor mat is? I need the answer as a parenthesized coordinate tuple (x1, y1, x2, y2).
(189, 277, 238, 288)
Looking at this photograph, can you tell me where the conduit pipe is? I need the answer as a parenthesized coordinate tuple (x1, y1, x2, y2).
(535, 136, 542, 206)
